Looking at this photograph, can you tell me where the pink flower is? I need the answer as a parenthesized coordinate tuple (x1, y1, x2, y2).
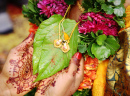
(37, 0, 68, 18)
(78, 12, 119, 36)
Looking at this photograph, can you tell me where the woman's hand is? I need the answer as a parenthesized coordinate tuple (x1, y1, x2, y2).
(35, 52, 84, 96)
(0, 32, 84, 96)
(0, 32, 39, 96)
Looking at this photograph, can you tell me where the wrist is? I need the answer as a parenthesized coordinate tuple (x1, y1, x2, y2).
(0, 74, 11, 96)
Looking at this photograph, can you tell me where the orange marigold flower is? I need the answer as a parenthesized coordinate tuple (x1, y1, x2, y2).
(78, 55, 99, 91)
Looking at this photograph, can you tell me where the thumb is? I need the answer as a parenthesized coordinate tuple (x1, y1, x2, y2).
(68, 52, 82, 76)
(16, 32, 35, 50)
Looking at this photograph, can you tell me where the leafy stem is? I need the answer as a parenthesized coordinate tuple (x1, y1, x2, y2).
(78, 32, 120, 60)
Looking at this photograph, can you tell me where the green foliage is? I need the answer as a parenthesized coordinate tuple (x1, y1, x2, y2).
(101, 4, 114, 14)
(82, 0, 126, 28)
(22, 0, 47, 26)
(96, 34, 107, 45)
(64, 0, 76, 4)
(113, 16, 126, 28)
(91, 43, 111, 60)
(78, 31, 120, 60)
(33, 14, 79, 81)
(73, 89, 91, 96)
(82, 0, 101, 12)
(113, 0, 121, 6)
(113, 5, 125, 17)
(96, 0, 105, 4)
(24, 88, 36, 96)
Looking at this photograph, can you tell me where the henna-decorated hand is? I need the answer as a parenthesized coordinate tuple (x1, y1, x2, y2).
(35, 52, 84, 96)
(0, 33, 39, 96)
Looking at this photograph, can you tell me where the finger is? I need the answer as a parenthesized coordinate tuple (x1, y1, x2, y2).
(77, 57, 84, 76)
(35, 74, 56, 96)
(76, 57, 84, 80)
(16, 32, 35, 50)
(72, 58, 84, 91)
(68, 52, 82, 76)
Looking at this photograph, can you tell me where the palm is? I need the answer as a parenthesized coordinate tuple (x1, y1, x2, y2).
(1, 33, 39, 96)
(35, 55, 84, 96)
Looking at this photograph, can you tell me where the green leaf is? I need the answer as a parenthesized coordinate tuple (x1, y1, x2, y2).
(121, 0, 125, 4)
(96, 34, 107, 45)
(114, 6, 125, 17)
(87, 41, 95, 58)
(64, 0, 76, 4)
(104, 35, 120, 55)
(96, 0, 105, 4)
(113, 0, 121, 6)
(96, 30, 103, 36)
(22, 0, 47, 26)
(28, 0, 36, 13)
(113, 17, 125, 28)
(106, 5, 114, 14)
(101, 4, 108, 11)
(22, 5, 29, 12)
(101, 4, 114, 14)
(73, 89, 90, 96)
(78, 45, 87, 53)
(91, 32, 96, 38)
(107, 0, 114, 2)
(91, 43, 111, 60)
(33, 14, 79, 81)
(24, 88, 36, 96)
(82, 0, 94, 10)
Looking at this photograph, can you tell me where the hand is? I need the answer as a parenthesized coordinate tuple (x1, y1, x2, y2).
(0, 32, 39, 96)
(35, 52, 84, 96)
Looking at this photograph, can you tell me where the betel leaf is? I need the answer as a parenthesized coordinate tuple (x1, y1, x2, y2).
(33, 14, 79, 81)
(91, 43, 111, 60)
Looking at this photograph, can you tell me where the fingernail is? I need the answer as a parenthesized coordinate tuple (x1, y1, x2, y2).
(73, 52, 82, 60)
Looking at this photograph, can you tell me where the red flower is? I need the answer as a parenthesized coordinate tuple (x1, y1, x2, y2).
(78, 12, 119, 36)
(37, 0, 68, 18)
